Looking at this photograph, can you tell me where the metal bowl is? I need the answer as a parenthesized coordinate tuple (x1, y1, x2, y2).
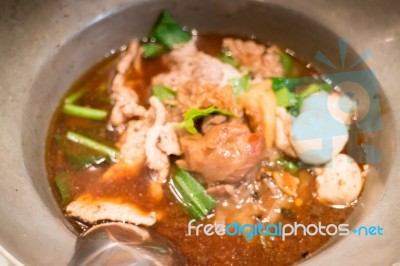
(0, 0, 399, 265)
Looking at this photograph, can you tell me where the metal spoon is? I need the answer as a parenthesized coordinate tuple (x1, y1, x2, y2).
(68, 222, 187, 266)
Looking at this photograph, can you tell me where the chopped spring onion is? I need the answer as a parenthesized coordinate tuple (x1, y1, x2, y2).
(142, 42, 168, 59)
(66, 131, 120, 161)
(177, 107, 234, 134)
(64, 89, 85, 104)
(170, 168, 216, 220)
(55, 173, 72, 205)
(149, 11, 192, 49)
(152, 84, 176, 102)
(219, 49, 239, 67)
(277, 158, 299, 174)
(63, 104, 107, 120)
(229, 74, 251, 95)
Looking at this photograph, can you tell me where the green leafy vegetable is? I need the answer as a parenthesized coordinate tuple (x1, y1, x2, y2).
(277, 158, 299, 174)
(55, 173, 72, 205)
(229, 74, 251, 95)
(152, 84, 176, 102)
(300, 83, 331, 98)
(170, 168, 217, 220)
(66, 131, 120, 161)
(279, 52, 293, 77)
(64, 89, 85, 104)
(219, 50, 239, 67)
(177, 107, 234, 134)
(271, 77, 331, 116)
(274, 87, 298, 108)
(62, 104, 108, 121)
(142, 42, 168, 58)
(149, 11, 191, 49)
(271, 77, 302, 91)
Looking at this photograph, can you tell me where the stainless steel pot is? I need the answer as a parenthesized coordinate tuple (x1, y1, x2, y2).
(0, 0, 399, 265)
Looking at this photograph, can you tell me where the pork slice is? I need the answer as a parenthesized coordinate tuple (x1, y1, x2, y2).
(157, 122, 182, 156)
(177, 83, 243, 117)
(152, 41, 241, 89)
(117, 40, 140, 74)
(179, 120, 265, 184)
(110, 40, 147, 127)
(66, 195, 156, 226)
(118, 119, 149, 164)
(223, 38, 284, 78)
(110, 79, 148, 126)
(145, 97, 181, 183)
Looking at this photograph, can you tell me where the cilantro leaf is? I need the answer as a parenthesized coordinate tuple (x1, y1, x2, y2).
(229, 74, 251, 95)
(152, 84, 176, 102)
(177, 107, 234, 134)
(219, 49, 239, 67)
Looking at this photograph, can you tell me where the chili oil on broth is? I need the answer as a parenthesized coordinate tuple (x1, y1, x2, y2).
(46, 34, 355, 265)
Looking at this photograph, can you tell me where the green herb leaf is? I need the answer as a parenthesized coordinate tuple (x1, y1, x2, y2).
(271, 78, 331, 116)
(219, 50, 239, 67)
(55, 173, 72, 206)
(170, 168, 217, 220)
(149, 11, 191, 49)
(277, 158, 299, 174)
(300, 83, 331, 98)
(271, 77, 301, 91)
(142, 42, 168, 58)
(229, 74, 251, 95)
(152, 84, 176, 102)
(177, 107, 234, 134)
(279, 52, 293, 77)
(274, 87, 299, 108)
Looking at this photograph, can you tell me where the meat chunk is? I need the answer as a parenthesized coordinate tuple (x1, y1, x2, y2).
(222, 38, 284, 79)
(152, 41, 243, 117)
(178, 120, 265, 184)
(177, 83, 242, 116)
(201, 115, 227, 134)
(316, 154, 364, 205)
(152, 41, 241, 89)
(66, 195, 156, 226)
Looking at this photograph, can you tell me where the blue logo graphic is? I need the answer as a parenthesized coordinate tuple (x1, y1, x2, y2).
(290, 39, 382, 165)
